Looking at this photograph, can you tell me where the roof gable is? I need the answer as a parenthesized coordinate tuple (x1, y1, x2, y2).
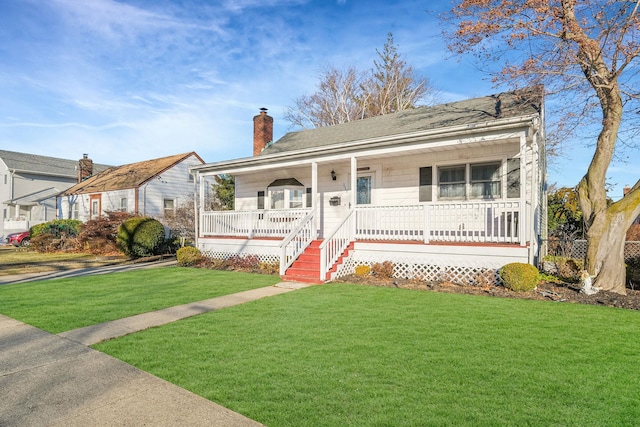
(259, 87, 543, 156)
(61, 152, 203, 195)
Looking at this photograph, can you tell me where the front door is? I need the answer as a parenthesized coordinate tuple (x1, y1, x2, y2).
(357, 175, 372, 205)
(89, 194, 101, 219)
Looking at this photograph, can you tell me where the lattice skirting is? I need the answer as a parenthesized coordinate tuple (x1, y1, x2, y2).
(200, 250, 280, 265)
(334, 253, 502, 286)
(569, 240, 640, 261)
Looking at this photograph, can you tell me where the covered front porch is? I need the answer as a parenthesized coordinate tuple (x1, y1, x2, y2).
(197, 200, 527, 283)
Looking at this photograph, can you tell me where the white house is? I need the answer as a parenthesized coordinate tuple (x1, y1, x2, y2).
(0, 150, 109, 241)
(190, 88, 547, 284)
(58, 152, 204, 222)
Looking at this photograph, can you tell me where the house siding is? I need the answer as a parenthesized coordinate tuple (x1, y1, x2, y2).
(139, 155, 201, 218)
(232, 141, 532, 237)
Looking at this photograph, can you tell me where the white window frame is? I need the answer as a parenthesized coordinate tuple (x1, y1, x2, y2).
(163, 198, 175, 215)
(268, 186, 307, 210)
(435, 159, 508, 201)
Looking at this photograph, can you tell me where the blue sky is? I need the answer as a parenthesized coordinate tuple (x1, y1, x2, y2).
(0, 0, 636, 200)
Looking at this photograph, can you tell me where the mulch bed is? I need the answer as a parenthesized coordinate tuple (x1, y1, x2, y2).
(338, 275, 640, 311)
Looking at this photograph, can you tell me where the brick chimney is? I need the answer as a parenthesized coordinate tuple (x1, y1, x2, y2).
(78, 154, 93, 182)
(624, 186, 631, 196)
(253, 107, 273, 156)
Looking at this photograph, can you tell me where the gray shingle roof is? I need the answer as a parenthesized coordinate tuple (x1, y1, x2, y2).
(260, 87, 543, 156)
(0, 149, 110, 178)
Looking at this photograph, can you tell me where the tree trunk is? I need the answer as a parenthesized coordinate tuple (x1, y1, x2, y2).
(585, 209, 631, 294)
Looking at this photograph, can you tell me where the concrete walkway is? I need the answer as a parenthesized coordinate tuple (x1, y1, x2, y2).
(0, 281, 310, 426)
(59, 282, 308, 346)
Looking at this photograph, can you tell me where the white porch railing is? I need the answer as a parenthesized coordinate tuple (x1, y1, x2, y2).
(200, 208, 311, 238)
(200, 201, 523, 245)
(279, 210, 317, 275)
(320, 209, 355, 282)
(355, 201, 522, 244)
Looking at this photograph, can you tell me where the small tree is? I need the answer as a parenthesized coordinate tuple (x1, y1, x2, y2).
(211, 174, 234, 211)
(164, 197, 196, 247)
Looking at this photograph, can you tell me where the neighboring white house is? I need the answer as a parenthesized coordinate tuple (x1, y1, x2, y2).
(0, 150, 108, 241)
(58, 152, 204, 222)
(190, 88, 547, 284)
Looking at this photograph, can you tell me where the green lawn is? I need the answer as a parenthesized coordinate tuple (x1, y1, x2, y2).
(0, 267, 279, 333)
(0, 246, 125, 276)
(94, 283, 640, 426)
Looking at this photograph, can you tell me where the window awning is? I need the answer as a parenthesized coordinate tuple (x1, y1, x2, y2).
(267, 178, 304, 187)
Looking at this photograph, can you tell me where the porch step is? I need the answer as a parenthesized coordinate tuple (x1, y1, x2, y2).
(283, 240, 323, 284)
(282, 240, 354, 284)
(326, 242, 355, 280)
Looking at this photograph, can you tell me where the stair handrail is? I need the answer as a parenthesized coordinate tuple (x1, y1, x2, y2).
(279, 209, 317, 275)
(319, 208, 355, 282)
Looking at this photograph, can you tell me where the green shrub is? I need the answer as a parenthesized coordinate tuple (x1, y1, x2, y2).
(499, 262, 540, 292)
(176, 246, 202, 267)
(117, 217, 166, 257)
(30, 219, 82, 238)
(355, 265, 371, 277)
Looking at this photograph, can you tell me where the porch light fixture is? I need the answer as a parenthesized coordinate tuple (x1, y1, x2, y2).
(331, 170, 337, 180)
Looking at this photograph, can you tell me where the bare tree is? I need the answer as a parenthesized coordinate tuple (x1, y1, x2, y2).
(164, 197, 196, 247)
(285, 33, 434, 129)
(443, 0, 640, 294)
(285, 66, 367, 128)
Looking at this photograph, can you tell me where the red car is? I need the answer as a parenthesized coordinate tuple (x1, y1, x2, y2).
(7, 231, 30, 247)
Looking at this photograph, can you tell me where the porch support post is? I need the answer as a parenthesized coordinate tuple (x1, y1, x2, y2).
(350, 156, 357, 239)
(519, 133, 527, 247)
(198, 172, 205, 245)
(312, 161, 318, 237)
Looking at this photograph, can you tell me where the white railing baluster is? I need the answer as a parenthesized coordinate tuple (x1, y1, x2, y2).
(353, 201, 522, 244)
(320, 209, 355, 282)
(279, 210, 317, 276)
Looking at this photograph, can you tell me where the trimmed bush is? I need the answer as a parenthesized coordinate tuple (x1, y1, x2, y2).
(30, 219, 82, 238)
(355, 265, 371, 277)
(176, 246, 202, 267)
(499, 262, 540, 292)
(117, 217, 166, 257)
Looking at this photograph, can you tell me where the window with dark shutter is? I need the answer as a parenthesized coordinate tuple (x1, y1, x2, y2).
(507, 158, 520, 198)
(419, 167, 432, 202)
(257, 191, 265, 210)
